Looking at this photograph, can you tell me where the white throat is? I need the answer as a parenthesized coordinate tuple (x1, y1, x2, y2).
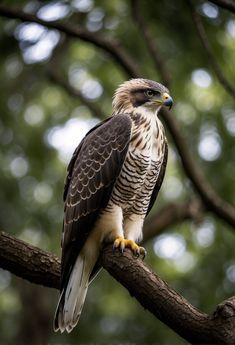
(134, 105, 162, 119)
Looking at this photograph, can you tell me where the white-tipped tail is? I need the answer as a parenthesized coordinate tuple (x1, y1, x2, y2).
(54, 250, 97, 333)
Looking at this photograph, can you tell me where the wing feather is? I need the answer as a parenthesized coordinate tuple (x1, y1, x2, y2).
(61, 114, 132, 290)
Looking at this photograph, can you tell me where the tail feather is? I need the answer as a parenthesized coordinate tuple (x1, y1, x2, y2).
(54, 251, 96, 333)
(53, 289, 65, 332)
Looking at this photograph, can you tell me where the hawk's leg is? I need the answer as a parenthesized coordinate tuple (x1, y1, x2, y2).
(113, 237, 146, 258)
(114, 213, 147, 258)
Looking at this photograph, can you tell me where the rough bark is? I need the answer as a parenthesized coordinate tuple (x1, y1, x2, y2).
(102, 246, 235, 345)
(0, 3, 235, 344)
(0, 232, 60, 289)
(188, 0, 235, 98)
(0, 231, 235, 345)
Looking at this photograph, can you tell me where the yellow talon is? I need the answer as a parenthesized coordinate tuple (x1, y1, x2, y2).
(113, 237, 146, 259)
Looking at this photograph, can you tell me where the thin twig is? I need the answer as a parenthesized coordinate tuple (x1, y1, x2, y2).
(47, 38, 104, 119)
(48, 70, 103, 119)
(0, 4, 141, 78)
(187, 0, 235, 98)
(131, 0, 171, 88)
(210, 0, 235, 13)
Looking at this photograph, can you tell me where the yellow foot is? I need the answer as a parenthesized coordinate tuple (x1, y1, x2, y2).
(113, 237, 146, 258)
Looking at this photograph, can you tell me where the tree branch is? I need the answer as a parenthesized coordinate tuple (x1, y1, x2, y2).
(210, 0, 235, 13)
(46, 37, 104, 119)
(161, 108, 235, 230)
(187, 0, 235, 98)
(2, 3, 234, 231)
(1, 3, 235, 343)
(0, 231, 235, 345)
(0, 232, 60, 289)
(48, 70, 103, 120)
(131, 0, 171, 88)
(0, 4, 141, 78)
(103, 246, 235, 345)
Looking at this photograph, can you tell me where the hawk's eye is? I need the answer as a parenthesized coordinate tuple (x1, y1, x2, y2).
(145, 90, 154, 98)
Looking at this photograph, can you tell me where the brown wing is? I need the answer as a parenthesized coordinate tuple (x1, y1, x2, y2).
(146, 138, 168, 215)
(60, 114, 132, 290)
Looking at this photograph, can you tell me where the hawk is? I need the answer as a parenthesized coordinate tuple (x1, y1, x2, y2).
(54, 78, 173, 333)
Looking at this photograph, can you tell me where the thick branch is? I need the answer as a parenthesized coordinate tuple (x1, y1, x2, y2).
(131, 0, 171, 88)
(188, 0, 235, 98)
(103, 246, 235, 345)
(0, 200, 200, 288)
(161, 108, 235, 229)
(0, 231, 235, 344)
(0, 232, 60, 289)
(0, 4, 141, 78)
(210, 0, 235, 13)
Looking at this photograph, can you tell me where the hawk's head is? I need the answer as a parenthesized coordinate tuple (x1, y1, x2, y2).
(112, 78, 173, 115)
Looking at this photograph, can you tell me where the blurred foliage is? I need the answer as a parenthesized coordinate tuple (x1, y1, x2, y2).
(0, 0, 235, 344)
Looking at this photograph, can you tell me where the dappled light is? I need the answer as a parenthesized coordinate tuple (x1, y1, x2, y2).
(162, 175, 184, 201)
(72, 0, 93, 13)
(46, 117, 100, 162)
(222, 107, 235, 136)
(154, 234, 186, 260)
(7, 93, 24, 113)
(192, 69, 212, 88)
(0, 270, 11, 292)
(81, 79, 103, 100)
(68, 65, 89, 88)
(194, 220, 216, 248)
(198, 126, 222, 161)
(173, 252, 197, 273)
(5, 55, 23, 78)
(226, 20, 235, 37)
(226, 264, 235, 283)
(14, 23, 46, 42)
(0, 0, 235, 344)
(9, 156, 29, 178)
(24, 104, 45, 126)
(86, 8, 105, 32)
(33, 182, 53, 204)
(201, 2, 219, 19)
(19, 228, 42, 247)
(37, 2, 71, 22)
(14, 22, 60, 64)
(23, 30, 60, 64)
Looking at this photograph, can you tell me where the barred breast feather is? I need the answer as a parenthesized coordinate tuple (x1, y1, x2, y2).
(108, 112, 168, 217)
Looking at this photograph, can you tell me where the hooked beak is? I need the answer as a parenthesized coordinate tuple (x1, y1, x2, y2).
(162, 92, 173, 110)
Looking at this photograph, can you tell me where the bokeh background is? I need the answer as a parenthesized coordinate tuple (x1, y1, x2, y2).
(0, 0, 235, 344)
